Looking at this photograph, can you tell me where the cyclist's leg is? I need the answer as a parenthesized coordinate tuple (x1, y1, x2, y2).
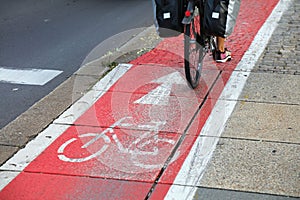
(197, 0, 206, 44)
(151, 0, 159, 33)
(215, 36, 232, 62)
(217, 37, 225, 52)
(197, 0, 205, 18)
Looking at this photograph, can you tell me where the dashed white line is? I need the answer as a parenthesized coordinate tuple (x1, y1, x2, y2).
(0, 67, 63, 86)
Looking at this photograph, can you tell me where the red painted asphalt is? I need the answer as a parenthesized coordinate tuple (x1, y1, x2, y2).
(0, 0, 279, 199)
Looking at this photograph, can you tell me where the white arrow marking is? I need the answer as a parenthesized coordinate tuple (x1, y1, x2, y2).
(134, 72, 186, 105)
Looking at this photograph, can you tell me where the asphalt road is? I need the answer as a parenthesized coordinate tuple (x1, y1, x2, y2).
(0, 0, 153, 128)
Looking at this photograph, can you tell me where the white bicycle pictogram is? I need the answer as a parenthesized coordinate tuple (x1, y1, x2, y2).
(57, 116, 179, 170)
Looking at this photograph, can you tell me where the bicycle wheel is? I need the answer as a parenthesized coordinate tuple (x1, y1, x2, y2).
(184, 7, 204, 89)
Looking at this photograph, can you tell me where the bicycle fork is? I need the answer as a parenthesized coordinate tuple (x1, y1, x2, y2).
(182, 0, 195, 25)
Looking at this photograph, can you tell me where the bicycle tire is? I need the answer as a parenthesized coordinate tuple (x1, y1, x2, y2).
(184, 8, 204, 89)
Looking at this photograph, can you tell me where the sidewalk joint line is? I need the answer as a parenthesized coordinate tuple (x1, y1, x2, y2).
(144, 70, 223, 200)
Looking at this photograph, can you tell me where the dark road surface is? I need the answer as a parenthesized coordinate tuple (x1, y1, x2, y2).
(0, 0, 153, 128)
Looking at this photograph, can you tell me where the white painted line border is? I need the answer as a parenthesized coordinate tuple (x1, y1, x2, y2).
(0, 67, 63, 86)
(0, 171, 19, 191)
(54, 63, 132, 124)
(0, 64, 133, 191)
(164, 0, 291, 199)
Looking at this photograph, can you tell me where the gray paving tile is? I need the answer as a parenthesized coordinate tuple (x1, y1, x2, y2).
(199, 138, 300, 197)
(239, 73, 300, 105)
(193, 187, 299, 200)
(222, 101, 300, 144)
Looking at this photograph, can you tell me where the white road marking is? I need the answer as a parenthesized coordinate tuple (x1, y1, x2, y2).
(164, 0, 291, 199)
(0, 171, 19, 190)
(0, 67, 63, 86)
(134, 71, 186, 105)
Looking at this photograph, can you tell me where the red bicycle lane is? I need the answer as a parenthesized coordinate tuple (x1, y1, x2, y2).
(0, 0, 279, 199)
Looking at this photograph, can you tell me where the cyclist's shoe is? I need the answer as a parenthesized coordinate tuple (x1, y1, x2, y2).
(215, 48, 232, 63)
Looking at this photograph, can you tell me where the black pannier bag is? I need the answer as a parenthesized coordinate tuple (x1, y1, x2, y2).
(154, 0, 187, 37)
(203, 0, 240, 38)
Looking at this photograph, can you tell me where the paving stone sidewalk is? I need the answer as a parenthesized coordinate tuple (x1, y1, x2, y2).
(197, 0, 299, 198)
